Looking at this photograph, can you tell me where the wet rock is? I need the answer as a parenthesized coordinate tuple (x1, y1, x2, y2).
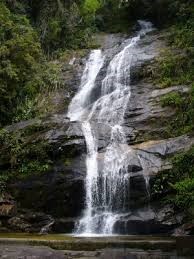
(129, 175, 149, 205)
(94, 123, 112, 151)
(3, 31, 194, 236)
(94, 33, 125, 50)
(114, 205, 183, 235)
(130, 33, 161, 84)
(0, 245, 65, 259)
(132, 136, 194, 177)
(134, 136, 194, 157)
(63, 250, 101, 258)
(123, 126, 138, 144)
(6, 118, 41, 132)
(0, 204, 17, 218)
(128, 164, 142, 173)
(173, 223, 194, 236)
(115, 219, 173, 235)
(8, 217, 31, 232)
(0, 193, 17, 218)
(113, 208, 172, 234)
(66, 121, 84, 138)
(127, 150, 143, 173)
(10, 165, 85, 219)
(7, 211, 54, 233)
(52, 218, 76, 233)
(156, 205, 184, 226)
(151, 85, 190, 98)
(125, 82, 190, 143)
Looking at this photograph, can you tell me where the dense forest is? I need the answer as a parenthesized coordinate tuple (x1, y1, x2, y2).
(0, 0, 193, 125)
(0, 0, 194, 233)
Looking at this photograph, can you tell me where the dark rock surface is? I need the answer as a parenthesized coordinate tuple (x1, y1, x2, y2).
(113, 204, 184, 235)
(10, 165, 85, 219)
(96, 135, 194, 210)
(1, 31, 193, 235)
(52, 217, 77, 233)
(0, 193, 17, 218)
(7, 211, 54, 233)
(173, 223, 194, 236)
(0, 245, 65, 259)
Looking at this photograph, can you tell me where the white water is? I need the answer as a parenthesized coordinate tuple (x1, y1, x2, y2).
(68, 21, 154, 235)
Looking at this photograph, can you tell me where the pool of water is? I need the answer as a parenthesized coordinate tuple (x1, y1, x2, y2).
(0, 233, 193, 257)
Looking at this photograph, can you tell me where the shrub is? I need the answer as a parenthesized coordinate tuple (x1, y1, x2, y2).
(172, 178, 194, 209)
(159, 85, 194, 136)
(160, 92, 183, 107)
(169, 147, 194, 209)
(0, 128, 52, 190)
(0, 2, 60, 126)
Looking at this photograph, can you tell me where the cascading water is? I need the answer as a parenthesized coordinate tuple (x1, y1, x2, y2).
(67, 21, 154, 235)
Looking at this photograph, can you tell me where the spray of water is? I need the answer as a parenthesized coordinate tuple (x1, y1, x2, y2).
(68, 21, 154, 235)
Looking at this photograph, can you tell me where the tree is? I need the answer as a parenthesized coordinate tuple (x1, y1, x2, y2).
(0, 2, 49, 125)
(82, 0, 102, 15)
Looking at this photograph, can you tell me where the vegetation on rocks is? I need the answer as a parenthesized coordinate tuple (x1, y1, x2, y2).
(0, 127, 52, 193)
(0, 0, 194, 231)
(165, 147, 194, 212)
(0, 0, 130, 127)
(159, 86, 194, 136)
(152, 1, 194, 213)
(0, 2, 61, 126)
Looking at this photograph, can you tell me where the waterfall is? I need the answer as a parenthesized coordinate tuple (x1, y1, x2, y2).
(68, 21, 154, 235)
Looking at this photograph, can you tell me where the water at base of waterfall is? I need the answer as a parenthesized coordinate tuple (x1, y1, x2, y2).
(67, 20, 154, 235)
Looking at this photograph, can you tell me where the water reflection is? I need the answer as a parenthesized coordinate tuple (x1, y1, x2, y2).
(100, 249, 194, 259)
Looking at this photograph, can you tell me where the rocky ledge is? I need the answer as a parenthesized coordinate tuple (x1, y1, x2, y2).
(0, 235, 194, 258)
(0, 31, 193, 235)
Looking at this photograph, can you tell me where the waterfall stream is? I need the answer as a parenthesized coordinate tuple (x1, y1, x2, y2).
(68, 21, 154, 235)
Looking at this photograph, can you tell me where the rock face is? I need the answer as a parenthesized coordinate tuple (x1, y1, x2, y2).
(5, 118, 86, 233)
(1, 31, 193, 234)
(7, 212, 54, 233)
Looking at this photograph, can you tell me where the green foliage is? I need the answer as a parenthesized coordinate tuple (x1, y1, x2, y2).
(169, 147, 194, 209)
(81, 0, 103, 30)
(153, 2, 194, 138)
(0, 128, 23, 168)
(19, 161, 50, 176)
(155, 49, 194, 88)
(82, 0, 102, 15)
(151, 171, 173, 198)
(0, 127, 52, 192)
(172, 178, 194, 208)
(21, 0, 96, 52)
(96, 0, 131, 32)
(159, 85, 194, 136)
(160, 92, 183, 107)
(0, 0, 144, 127)
(171, 146, 194, 180)
(151, 1, 194, 212)
(155, 2, 194, 88)
(151, 147, 194, 210)
(0, 2, 60, 126)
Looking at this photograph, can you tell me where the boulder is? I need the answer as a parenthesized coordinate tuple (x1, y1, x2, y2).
(52, 217, 76, 233)
(10, 165, 85, 219)
(0, 193, 17, 218)
(173, 223, 194, 236)
(7, 211, 54, 233)
(0, 204, 16, 218)
(155, 205, 184, 226)
(114, 205, 184, 235)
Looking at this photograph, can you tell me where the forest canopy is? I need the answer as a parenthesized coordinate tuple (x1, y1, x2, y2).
(0, 0, 194, 126)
